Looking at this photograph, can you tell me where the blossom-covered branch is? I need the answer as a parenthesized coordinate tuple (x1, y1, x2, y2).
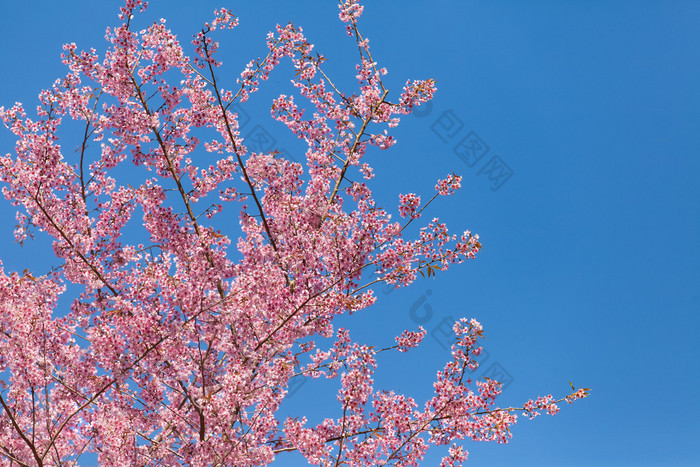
(0, 1, 587, 465)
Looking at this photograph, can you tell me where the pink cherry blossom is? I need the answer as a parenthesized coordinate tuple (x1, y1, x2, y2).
(0, 1, 588, 465)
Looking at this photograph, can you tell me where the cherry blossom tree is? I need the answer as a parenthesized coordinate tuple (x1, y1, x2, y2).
(0, 0, 589, 465)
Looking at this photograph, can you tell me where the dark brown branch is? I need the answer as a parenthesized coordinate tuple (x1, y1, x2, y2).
(0, 394, 44, 467)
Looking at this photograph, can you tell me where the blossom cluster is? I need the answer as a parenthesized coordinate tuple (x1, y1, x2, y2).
(0, 1, 586, 465)
(395, 326, 427, 352)
(398, 192, 421, 219)
(338, 0, 364, 34)
(436, 173, 463, 196)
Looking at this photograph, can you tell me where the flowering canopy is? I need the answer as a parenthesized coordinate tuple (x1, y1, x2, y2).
(0, 1, 588, 465)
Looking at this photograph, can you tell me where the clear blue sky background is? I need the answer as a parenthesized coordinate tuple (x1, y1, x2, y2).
(1, 1, 699, 466)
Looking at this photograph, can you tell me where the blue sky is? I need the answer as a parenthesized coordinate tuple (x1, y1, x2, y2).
(1, 1, 699, 466)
